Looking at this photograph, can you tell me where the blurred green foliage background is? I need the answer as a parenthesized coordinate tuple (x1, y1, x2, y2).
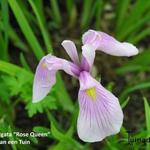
(0, 0, 150, 149)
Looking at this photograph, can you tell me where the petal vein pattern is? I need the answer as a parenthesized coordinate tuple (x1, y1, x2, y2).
(77, 72, 123, 142)
(32, 55, 78, 103)
(82, 30, 138, 57)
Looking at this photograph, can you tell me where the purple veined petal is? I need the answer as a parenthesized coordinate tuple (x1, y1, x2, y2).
(80, 44, 96, 72)
(32, 54, 79, 103)
(82, 30, 98, 45)
(82, 29, 138, 57)
(77, 71, 123, 142)
(61, 40, 79, 64)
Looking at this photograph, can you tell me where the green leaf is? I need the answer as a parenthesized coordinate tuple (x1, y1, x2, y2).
(144, 97, 150, 150)
(106, 142, 119, 150)
(28, 0, 53, 53)
(130, 28, 150, 44)
(66, 0, 77, 27)
(116, 49, 150, 74)
(115, 0, 130, 30)
(116, 0, 150, 39)
(50, 0, 62, 26)
(0, 76, 11, 103)
(49, 140, 85, 150)
(51, 122, 65, 141)
(0, 60, 30, 76)
(48, 142, 67, 150)
(121, 97, 130, 109)
(0, 20, 29, 53)
(95, 0, 103, 29)
(4, 24, 28, 52)
(55, 74, 74, 112)
(50, 122, 84, 150)
(0, 0, 9, 60)
(2, 71, 33, 99)
(20, 53, 31, 71)
(116, 65, 145, 74)
(66, 104, 78, 137)
(119, 11, 150, 40)
(106, 82, 114, 92)
(26, 96, 58, 117)
(0, 33, 6, 60)
(144, 97, 150, 134)
(28, 136, 38, 144)
(120, 82, 150, 102)
(0, 119, 9, 132)
(8, 126, 17, 150)
(8, 0, 44, 60)
(81, 0, 93, 30)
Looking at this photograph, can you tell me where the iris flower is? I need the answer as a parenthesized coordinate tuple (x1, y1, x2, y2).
(32, 30, 138, 142)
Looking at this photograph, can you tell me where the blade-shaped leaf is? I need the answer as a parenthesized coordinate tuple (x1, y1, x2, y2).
(8, 0, 44, 60)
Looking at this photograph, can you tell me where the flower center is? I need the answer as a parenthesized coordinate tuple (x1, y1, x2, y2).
(41, 63, 47, 68)
(85, 87, 96, 100)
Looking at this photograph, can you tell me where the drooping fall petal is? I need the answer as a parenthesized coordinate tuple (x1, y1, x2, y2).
(32, 54, 79, 103)
(77, 71, 123, 142)
(82, 30, 138, 57)
(61, 40, 79, 64)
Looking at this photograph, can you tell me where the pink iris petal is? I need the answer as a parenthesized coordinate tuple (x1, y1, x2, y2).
(80, 56, 90, 72)
(32, 54, 78, 103)
(81, 44, 96, 71)
(77, 72, 123, 142)
(61, 40, 79, 64)
(82, 30, 97, 44)
(82, 30, 138, 57)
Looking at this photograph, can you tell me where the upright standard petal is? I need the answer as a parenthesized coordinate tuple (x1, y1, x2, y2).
(61, 40, 79, 64)
(77, 71, 123, 142)
(80, 44, 96, 72)
(32, 54, 79, 103)
(82, 30, 138, 57)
